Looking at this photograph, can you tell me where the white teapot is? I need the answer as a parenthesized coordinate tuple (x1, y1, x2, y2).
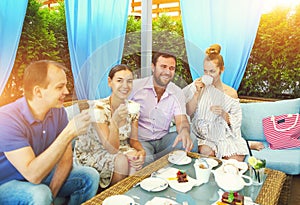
(212, 163, 252, 191)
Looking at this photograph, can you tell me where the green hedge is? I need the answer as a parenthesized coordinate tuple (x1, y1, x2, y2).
(238, 5, 300, 99)
(1, 1, 299, 106)
(0, 0, 71, 106)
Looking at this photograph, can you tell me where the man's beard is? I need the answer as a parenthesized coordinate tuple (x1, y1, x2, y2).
(154, 74, 172, 87)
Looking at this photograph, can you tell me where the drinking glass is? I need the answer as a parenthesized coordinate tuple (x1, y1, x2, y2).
(250, 167, 265, 185)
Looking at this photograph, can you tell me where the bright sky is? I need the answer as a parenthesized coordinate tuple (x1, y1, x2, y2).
(262, 0, 300, 13)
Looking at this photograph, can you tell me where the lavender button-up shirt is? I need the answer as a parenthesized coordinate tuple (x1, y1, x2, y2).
(129, 76, 186, 141)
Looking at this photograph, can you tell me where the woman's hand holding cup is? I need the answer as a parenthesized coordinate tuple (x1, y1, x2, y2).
(195, 75, 213, 91)
(112, 104, 128, 128)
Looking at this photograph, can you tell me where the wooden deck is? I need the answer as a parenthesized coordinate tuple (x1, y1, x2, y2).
(40, 0, 182, 18)
(130, 0, 181, 18)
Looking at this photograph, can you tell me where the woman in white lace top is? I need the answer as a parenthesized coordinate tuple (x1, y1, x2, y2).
(74, 64, 145, 188)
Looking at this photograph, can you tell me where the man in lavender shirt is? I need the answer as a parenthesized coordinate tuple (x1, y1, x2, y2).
(129, 52, 195, 165)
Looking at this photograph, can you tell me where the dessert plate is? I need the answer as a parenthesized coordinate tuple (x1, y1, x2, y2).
(140, 177, 168, 192)
(145, 197, 178, 205)
(196, 158, 219, 168)
(205, 158, 219, 168)
(102, 195, 135, 205)
(212, 189, 256, 205)
(156, 167, 202, 193)
(168, 151, 192, 165)
(221, 159, 248, 174)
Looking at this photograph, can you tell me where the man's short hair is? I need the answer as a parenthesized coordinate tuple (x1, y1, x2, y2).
(23, 60, 66, 100)
(152, 51, 177, 66)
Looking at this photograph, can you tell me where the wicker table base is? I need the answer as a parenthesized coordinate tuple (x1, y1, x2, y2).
(255, 168, 286, 205)
(83, 153, 286, 205)
(82, 154, 170, 205)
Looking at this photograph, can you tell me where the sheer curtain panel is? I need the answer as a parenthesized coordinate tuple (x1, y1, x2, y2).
(180, 0, 262, 89)
(65, 0, 129, 99)
(0, 0, 28, 95)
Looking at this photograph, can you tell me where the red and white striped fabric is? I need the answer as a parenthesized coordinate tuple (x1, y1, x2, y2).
(262, 113, 300, 149)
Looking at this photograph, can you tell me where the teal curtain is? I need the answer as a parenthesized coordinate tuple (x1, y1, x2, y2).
(180, 0, 262, 89)
(0, 0, 27, 95)
(65, 0, 129, 99)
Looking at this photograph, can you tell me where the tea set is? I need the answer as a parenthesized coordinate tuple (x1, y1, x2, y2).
(212, 159, 253, 191)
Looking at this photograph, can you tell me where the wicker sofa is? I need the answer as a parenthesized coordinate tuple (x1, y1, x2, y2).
(64, 98, 300, 175)
(240, 98, 300, 175)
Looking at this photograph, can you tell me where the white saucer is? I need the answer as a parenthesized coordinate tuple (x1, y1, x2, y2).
(145, 196, 178, 205)
(221, 159, 248, 174)
(140, 177, 168, 192)
(168, 151, 192, 165)
(196, 158, 219, 168)
(102, 195, 135, 205)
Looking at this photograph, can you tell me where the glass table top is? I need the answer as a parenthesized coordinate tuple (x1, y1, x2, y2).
(125, 158, 265, 205)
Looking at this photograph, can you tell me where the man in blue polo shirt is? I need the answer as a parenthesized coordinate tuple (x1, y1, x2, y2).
(0, 60, 99, 205)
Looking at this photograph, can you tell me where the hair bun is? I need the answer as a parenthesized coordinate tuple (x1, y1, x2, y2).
(205, 44, 221, 55)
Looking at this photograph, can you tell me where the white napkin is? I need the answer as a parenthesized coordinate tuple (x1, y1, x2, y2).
(156, 167, 202, 193)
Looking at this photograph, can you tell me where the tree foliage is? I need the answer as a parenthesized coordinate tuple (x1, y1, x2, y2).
(1, 1, 299, 106)
(0, 0, 71, 106)
(238, 5, 300, 99)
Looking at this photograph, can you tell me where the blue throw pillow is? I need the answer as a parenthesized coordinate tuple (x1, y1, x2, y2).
(240, 98, 300, 141)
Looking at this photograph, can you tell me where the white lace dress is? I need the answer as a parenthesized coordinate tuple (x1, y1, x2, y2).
(74, 97, 139, 188)
(184, 83, 249, 158)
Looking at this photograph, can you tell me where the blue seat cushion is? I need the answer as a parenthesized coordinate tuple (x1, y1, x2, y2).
(241, 98, 300, 141)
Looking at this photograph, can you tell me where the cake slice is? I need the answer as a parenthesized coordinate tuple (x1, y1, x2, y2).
(221, 192, 244, 205)
(176, 170, 188, 183)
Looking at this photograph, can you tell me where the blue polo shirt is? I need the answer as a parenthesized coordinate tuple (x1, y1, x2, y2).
(0, 97, 68, 185)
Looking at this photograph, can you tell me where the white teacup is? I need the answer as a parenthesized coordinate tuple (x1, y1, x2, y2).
(201, 75, 213, 86)
(88, 100, 101, 122)
(193, 162, 211, 183)
(89, 108, 101, 122)
(127, 101, 140, 114)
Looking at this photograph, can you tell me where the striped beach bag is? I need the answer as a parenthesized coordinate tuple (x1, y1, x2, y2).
(262, 113, 300, 149)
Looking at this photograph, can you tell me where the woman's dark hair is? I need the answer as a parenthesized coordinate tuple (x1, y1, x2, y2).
(108, 64, 132, 79)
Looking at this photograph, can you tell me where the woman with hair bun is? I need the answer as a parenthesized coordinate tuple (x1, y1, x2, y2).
(183, 44, 249, 161)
